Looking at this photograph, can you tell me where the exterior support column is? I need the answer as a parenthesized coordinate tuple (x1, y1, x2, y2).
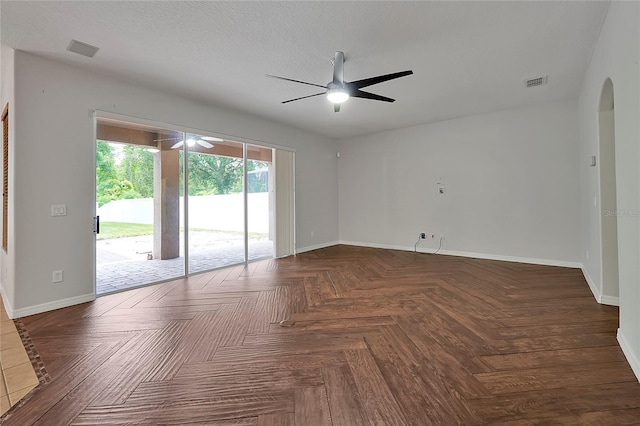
(153, 148, 180, 259)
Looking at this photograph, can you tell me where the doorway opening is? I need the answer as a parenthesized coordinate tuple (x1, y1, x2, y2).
(598, 78, 619, 305)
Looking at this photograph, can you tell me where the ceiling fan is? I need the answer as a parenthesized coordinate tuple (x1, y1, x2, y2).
(170, 135, 222, 149)
(267, 51, 413, 112)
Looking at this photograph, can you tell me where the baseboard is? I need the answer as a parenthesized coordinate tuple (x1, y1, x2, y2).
(10, 293, 95, 319)
(339, 240, 411, 252)
(582, 267, 602, 303)
(580, 267, 620, 306)
(0, 284, 15, 319)
(338, 240, 581, 269)
(295, 241, 339, 255)
(618, 328, 640, 383)
(435, 249, 582, 269)
(600, 295, 620, 306)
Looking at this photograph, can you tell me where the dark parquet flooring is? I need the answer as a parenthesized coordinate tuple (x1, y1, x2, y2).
(3, 245, 640, 425)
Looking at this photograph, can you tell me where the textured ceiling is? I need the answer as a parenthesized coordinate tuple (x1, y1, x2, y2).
(1, 1, 609, 139)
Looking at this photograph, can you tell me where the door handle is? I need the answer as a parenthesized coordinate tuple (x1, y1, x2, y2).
(94, 216, 100, 234)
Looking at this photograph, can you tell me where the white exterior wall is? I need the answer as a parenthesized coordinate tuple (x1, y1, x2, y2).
(98, 193, 270, 233)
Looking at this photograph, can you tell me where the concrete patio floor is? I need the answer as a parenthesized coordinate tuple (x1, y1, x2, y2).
(96, 231, 273, 295)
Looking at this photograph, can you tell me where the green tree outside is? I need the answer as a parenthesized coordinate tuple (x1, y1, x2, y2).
(184, 152, 243, 196)
(97, 141, 268, 206)
(119, 145, 154, 198)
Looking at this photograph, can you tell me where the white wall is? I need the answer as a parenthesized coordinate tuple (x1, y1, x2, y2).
(0, 45, 15, 308)
(3, 50, 338, 317)
(338, 100, 581, 266)
(578, 1, 640, 379)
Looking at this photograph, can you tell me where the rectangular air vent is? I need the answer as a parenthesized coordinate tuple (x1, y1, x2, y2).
(525, 76, 547, 88)
(67, 40, 99, 58)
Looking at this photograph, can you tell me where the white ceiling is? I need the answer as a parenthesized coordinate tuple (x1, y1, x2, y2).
(1, 1, 609, 139)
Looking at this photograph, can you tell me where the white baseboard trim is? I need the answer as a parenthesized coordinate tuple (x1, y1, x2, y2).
(580, 267, 619, 306)
(295, 241, 339, 255)
(0, 284, 15, 319)
(618, 328, 640, 383)
(582, 267, 602, 303)
(339, 240, 411, 252)
(600, 295, 620, 306)
(434, 249, 582, 269)
(10, 293, 95, 319)
(338, 240, 581, 269)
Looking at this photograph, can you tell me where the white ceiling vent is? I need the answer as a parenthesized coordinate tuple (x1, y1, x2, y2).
(524, 76, 547, 88)
(66, 40, 99, 58)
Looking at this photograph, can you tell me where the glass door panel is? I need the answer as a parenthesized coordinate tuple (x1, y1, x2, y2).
(186, 135, 245, 274)
(95, 120, 185, 294)
(247, 145, 274, 261)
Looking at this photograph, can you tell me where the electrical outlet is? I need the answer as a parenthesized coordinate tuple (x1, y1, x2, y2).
(52, 270, 63, 283)
(420, 233, 426, 239)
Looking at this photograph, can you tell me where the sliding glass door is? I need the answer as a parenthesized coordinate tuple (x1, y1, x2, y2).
(95, 116, 289, 295)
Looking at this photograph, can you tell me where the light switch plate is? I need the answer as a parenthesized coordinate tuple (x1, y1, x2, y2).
(51, 204, 67, 216)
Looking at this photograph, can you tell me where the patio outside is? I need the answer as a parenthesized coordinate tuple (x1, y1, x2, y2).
(97, 227, 273, 294)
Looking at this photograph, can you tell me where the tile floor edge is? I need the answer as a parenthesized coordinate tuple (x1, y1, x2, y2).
(0, 319, 50, 422)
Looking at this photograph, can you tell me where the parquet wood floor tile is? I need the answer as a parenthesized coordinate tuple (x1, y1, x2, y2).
(2, 245, 639, 425)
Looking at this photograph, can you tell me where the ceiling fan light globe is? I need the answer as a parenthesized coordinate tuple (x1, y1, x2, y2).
(327, 89, 349, 104)
(186, 138, 196, 147)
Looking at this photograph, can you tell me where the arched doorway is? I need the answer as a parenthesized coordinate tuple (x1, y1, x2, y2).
(598, 78, 619, 304)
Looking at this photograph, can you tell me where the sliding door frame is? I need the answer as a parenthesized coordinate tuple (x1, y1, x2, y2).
(92, 110, 295, 291)
(242, 144, 249, 266)
(182, 135, 190, 276)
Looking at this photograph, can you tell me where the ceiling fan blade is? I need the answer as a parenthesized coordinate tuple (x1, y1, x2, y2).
(266, 74, 327, 89)
(154, 136, 182, 142)
(282, 92, 326, 104)
(171, 141, 184, 149)
(348, 70, 413, 90)
(333, 51, 345, 86)
(334, 103, 341, 113)
(201, 136, 223, 142)
(351, 89, 395, 103)
(197, 140, 214, 149)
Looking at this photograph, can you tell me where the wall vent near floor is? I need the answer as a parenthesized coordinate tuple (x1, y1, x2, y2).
(525, 76, 547, 88)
